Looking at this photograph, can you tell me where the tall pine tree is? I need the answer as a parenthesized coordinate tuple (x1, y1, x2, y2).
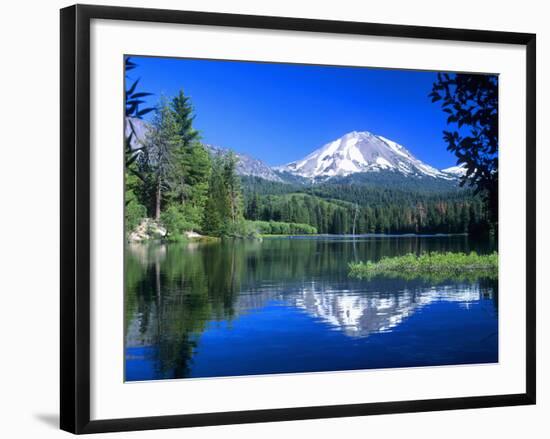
(142, 97, 181, 219)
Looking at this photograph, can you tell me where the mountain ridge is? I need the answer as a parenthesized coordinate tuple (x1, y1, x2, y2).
(126, 118, 461, 186)
(204, 144, 284, 182)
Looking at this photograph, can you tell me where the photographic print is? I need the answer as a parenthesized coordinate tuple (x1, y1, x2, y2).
(124, 56, 499, 382)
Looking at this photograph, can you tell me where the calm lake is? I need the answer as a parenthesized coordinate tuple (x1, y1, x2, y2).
(125, 235, 498, 381)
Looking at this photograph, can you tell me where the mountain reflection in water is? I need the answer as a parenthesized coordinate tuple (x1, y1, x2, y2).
(125, 236, 498, 381)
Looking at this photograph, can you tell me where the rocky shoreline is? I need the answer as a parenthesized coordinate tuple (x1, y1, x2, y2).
(127, 218, 205, 243)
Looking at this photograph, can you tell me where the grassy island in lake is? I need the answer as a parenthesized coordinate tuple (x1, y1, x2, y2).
(349, 252, 498, 281)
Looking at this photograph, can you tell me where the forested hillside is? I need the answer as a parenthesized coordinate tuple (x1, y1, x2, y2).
(242, 187, 487, 235)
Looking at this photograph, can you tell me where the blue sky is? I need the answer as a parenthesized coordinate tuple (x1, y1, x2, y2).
(128, 56, 462, 169)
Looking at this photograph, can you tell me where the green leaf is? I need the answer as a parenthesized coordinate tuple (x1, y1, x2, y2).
(137, 107, 154, 117)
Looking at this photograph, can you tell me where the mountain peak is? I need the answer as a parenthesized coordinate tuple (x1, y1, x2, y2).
(342, 130, 376, 140)
(277, 131, 448, 180)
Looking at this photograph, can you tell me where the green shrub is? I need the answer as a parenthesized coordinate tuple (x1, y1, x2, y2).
(125, 199, 146, 233)
(246, 220, 317, 235)
(349, 251, 498, 282)
(160, 205, 197, 241)
(223, 220, 261, 239)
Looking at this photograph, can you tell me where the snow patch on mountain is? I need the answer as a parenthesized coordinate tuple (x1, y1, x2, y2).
(442, 163, 467, 177)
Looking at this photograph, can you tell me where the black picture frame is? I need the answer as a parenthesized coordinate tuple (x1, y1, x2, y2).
(60, 4, 536, 434)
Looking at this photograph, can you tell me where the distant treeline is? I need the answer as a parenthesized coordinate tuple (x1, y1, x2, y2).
(242, 178, 489, 235)
(247, 220, 317, 235)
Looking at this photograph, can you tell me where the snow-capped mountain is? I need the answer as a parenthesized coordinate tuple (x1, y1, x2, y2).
(125, 118, 462, 185)
(276, 131, 451, 180)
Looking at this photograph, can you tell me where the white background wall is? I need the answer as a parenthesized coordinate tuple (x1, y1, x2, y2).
(0, 0, 546, 437)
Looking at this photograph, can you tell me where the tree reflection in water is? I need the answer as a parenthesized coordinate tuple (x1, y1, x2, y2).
(125, 236, 497, 380)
